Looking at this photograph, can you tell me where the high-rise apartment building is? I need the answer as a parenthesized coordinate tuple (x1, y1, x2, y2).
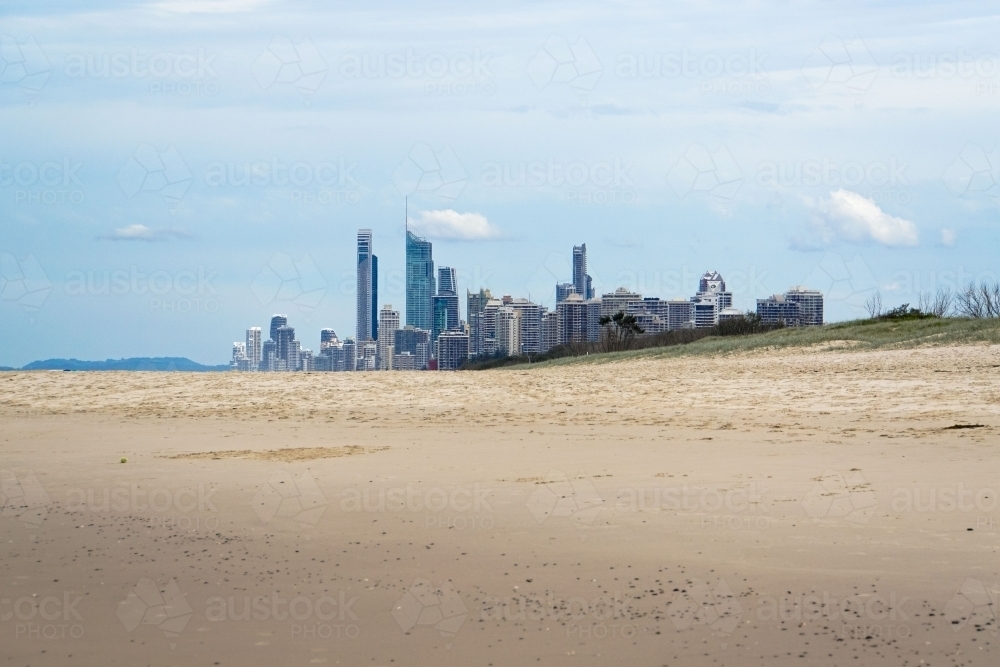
(269, 314, 287, 343)
(572, 244, 594, 299)
(784, 286, 824, 326)
(690, 271, 733, 327)
(540, 309, 558, 352)
(600, 287, 643, 318)
(406, 229, 435, 331)
(557, 293, 601, 344)
(757, 287, 824, 326)
(231, 342, 249, 371)
(320, 329, 339, 349)
(357, 229, 374, 343)
(556, 282, 576, 303)
(496, 307, 522, 356)
(467, 288, 493, 356)
(262, 340, 277, 371)
(625, 297, 695, 333)
(509, 298, 541, 354)
(395, 326, 431, 370)
(245, 327, 262, 370)
(378, 304, 401, 370)
(275, 325, 298, 370)
(342, 338, 357, 371)
(481, 297, 505, 355)
(436, 331, 469, 370)
(359, 341, 377, 371)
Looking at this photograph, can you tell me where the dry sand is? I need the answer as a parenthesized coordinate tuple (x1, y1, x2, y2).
(1, 344, 998, 666)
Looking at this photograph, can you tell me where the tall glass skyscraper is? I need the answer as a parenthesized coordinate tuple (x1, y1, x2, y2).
(406, 229, 435, 331)
(371, 254, 378, 340)
(572, 244, 593, 299)
(432, 265, 459, 342)
(357, 230, 373, 342)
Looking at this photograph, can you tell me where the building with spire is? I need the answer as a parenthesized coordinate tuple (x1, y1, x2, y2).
(406, 226, 435, 332)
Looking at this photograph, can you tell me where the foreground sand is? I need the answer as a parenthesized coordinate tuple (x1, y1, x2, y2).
(1, 344, 998, 666)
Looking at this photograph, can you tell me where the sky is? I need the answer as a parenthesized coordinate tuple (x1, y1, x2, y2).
(1, 0, 998, 366)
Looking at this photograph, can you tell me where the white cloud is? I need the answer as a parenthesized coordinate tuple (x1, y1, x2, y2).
(812, 190, 919, 247)
(409, 209, 501, 241)
(103, 224, 190, 242)
(941, 228, 956, 246)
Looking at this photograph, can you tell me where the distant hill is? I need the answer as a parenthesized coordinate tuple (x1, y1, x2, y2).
(16, 357, 230, 372)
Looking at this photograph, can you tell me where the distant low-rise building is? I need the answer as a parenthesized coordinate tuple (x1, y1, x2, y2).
(393, 351, 418, 371)
(757, 287, 824, 326)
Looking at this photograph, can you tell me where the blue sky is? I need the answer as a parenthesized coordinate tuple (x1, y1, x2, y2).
(1, 0, 998, 366)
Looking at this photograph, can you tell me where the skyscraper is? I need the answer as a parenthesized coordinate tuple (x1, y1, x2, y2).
(377, 304, 400, 370)
(438, 266, 457, 294)
(466, 288, 493, 356)
(372, 254, 379, 341)
(432, 266, 459, 342)
(276, 325, 297, 370)
(357, 229, 373, 343)
(245, 327, 262, 371)
(572, 244, 593, 299)
(406, 229, 435, 331)
(269, 314, 287, 343)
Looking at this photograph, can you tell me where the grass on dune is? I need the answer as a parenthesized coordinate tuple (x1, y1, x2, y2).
(513, 317, 1000, 369)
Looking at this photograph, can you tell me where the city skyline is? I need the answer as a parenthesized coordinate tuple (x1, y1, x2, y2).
(3, 2, 998, 367)
(230, 225, 826, 370)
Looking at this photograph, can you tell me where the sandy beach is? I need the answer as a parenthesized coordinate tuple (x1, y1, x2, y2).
(1, 344, 998, 666)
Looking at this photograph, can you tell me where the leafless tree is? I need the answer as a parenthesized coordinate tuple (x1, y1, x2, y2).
(932, 287, 954, 317)
(918, 288, 954, 317)
(865, 290, 882, 319)
(955, 281, 1000, 318)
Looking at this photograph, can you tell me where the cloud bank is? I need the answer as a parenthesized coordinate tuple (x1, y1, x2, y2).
(409, 210, 501, 240)
(812, 190, 919, 247)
